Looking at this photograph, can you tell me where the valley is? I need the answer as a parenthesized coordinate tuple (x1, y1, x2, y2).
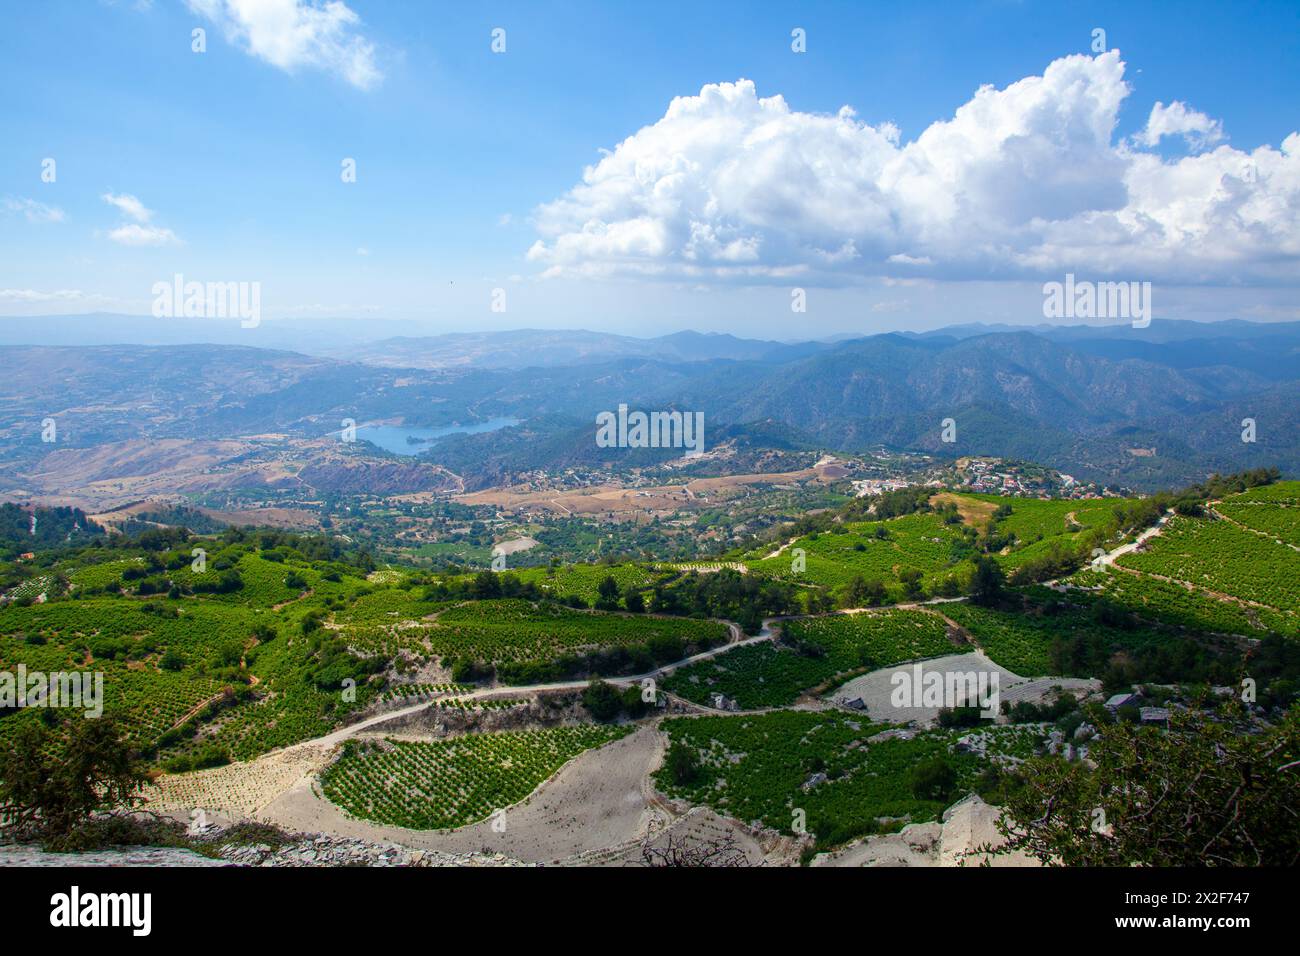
(1, 464, 1295, 866)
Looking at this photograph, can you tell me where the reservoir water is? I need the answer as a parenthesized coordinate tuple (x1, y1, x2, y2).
(350, 418, 520, 456)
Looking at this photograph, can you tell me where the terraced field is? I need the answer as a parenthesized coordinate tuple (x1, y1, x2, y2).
(976, 495, 1121, 571)
(512, 563, 662, 603)
(1216, 502, 1300, 547)
(973, 495, 1116, 541)
(1116, 515, 1300, 614)
(332, 587, 443, 626)
(746, 513, 972, 594)
(1214, 480, 1300, 547)
(1221, 481, 1300, 505)
(67, 557, 146, 591)
(663, 609, 953, 709)
(2, 474, 1294, 847)
(419, 599, 729, 665)
(1060, 570, 1297, 637)
(0, 545, 390, 765)
(943, 599, 1215, 679)
(0, 598, 250, 748)
(320, 725, 634, 829)
(663, 643, 831, 709)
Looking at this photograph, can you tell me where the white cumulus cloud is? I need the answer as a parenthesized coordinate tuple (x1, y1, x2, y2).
(101, 192, 152, 222)
(187, 0, 381, 90)
(107, 223, 181, 246)
(1138, 100, 1225, 151)
(528, 54, 1300, 286)
(101, 193, 181, 246)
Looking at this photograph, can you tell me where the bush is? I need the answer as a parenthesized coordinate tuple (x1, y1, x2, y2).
(908, 757, 957, 801)
(581, 680, 623, 721)
(937, 706, 984, 728)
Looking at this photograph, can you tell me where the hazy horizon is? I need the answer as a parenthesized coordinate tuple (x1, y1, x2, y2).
(1, 310, 1296, 353)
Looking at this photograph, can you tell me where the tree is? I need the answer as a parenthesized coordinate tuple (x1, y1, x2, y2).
(845, 575, 886, 608)
(623, 586, 645, 614)
(620, 685, 650, 718)
(664, 741, 700, 785)
(967, 556, 1005, 607)
(0, 716, 146, 850)
(470, 570, 502, 599)
(595, 575, 620, 611)
(737, 604, 764, 635)
(908, 757, 957, 801)
(988, 702, 1300, 866)
(159, 648, 186, 671)
(805, 590, 835, 615)
(899, 567, 925, 600)
(581, 680, 623, 721)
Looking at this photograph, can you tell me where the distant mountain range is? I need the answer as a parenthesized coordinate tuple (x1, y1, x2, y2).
(331, 328, 833, 369)
(0, 318, 1295, 491)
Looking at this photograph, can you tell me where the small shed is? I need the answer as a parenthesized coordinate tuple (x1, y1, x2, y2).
(1104, 692, 1138, 712)
(1139, 706, 1170, 726)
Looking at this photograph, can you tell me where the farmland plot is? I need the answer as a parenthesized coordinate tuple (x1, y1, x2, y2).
(320, 725, 634, 829)
(513, 564, 661, 604)
(419, 599, 728, 664)
(1213, 484, 1300, 548)
(663, 609, 953, 709)
(1117, 516, 1300, 614)
(656, 710, 1041, 850)
(746, 513, 970, 592)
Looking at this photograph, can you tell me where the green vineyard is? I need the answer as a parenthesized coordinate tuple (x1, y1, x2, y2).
(321, 725, 634, 829)
(663, 609, 954, 708)
(656, 710, 1042, 850)
(1116, 516, 1300, 614)
(418, 599, 729, 665)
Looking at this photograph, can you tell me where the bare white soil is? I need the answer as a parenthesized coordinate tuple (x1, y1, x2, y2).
(828, 652, 1099, 725)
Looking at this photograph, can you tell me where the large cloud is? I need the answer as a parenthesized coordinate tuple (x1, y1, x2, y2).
(528, 53, 1300, 285)
(187, 0, 381, 90)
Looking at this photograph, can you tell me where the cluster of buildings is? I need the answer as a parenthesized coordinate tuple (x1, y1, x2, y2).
(956, 458, 1113, 500)
(851, 477, 912, 498)
(1104, 692, 1171, 726)
(963, 462, 1030, 495)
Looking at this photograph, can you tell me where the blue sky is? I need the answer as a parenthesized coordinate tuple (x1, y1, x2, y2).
(1, 0, 1298, 338)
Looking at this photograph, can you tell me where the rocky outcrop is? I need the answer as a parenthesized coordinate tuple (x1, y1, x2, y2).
(216, 835, 526, 867)
(810, 794, 1040, 868)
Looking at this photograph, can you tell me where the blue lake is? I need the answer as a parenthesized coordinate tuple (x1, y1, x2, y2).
(352, 418, 520, 456)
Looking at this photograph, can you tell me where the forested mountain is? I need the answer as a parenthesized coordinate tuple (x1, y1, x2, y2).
(0, 319, 1295, 490)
